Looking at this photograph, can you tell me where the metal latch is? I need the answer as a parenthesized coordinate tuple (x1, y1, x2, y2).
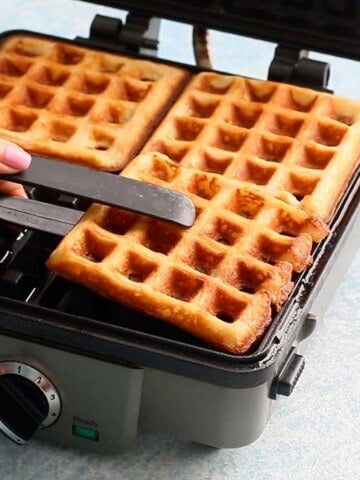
(271, 347, 305, 399)
(268, 45, 331, 92)
(76, 13, 160, 56)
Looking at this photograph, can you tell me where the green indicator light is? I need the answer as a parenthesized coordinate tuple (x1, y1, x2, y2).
(72, 425, 99, 442)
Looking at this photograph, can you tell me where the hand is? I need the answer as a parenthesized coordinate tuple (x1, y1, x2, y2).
(0, 140, 32, 197)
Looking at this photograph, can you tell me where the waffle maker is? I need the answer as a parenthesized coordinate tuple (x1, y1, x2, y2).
(0, 1, 359, 453)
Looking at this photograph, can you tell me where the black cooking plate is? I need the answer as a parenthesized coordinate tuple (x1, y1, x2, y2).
(79, 0, 360, 60)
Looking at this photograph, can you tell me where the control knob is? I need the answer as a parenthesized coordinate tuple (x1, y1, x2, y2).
(0, 361, 61, 444)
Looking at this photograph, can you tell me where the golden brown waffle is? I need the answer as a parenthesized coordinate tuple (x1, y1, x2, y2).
(143, 72, 360, 222)
(0, 34, 189, 170)
(47, 152, 328, 354)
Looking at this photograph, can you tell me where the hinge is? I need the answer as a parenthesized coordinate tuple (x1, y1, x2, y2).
(268, 45, 331, 92)
(76, 13, 160, 57)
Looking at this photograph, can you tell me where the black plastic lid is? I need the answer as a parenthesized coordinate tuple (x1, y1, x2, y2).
(78, 0, 360, 60)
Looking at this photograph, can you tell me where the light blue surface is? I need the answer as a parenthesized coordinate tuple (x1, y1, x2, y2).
(0, 1, 359, 479)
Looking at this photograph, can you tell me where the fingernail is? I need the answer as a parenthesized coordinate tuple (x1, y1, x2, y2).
(3, 145, 32, 170)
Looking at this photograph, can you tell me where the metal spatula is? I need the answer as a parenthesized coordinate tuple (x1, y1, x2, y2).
(0, 156, 195, 234)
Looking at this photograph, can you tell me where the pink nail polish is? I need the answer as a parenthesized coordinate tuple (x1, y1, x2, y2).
(3, 145, 32, 170)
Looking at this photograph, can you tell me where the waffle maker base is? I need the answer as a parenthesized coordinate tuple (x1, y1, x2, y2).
(0, 25, 359, 453)
(0, 165, 358, 454)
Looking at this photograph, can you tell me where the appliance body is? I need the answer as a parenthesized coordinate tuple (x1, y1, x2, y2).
(0, 334, 274, 454)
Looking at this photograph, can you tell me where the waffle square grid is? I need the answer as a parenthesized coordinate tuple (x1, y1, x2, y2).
(143, 72, 360, 221)
(47, 152, 329, 354)
(0, 34, 189, 171)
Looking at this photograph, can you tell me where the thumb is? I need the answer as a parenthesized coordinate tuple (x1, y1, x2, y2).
(0, 140, 32, 174)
